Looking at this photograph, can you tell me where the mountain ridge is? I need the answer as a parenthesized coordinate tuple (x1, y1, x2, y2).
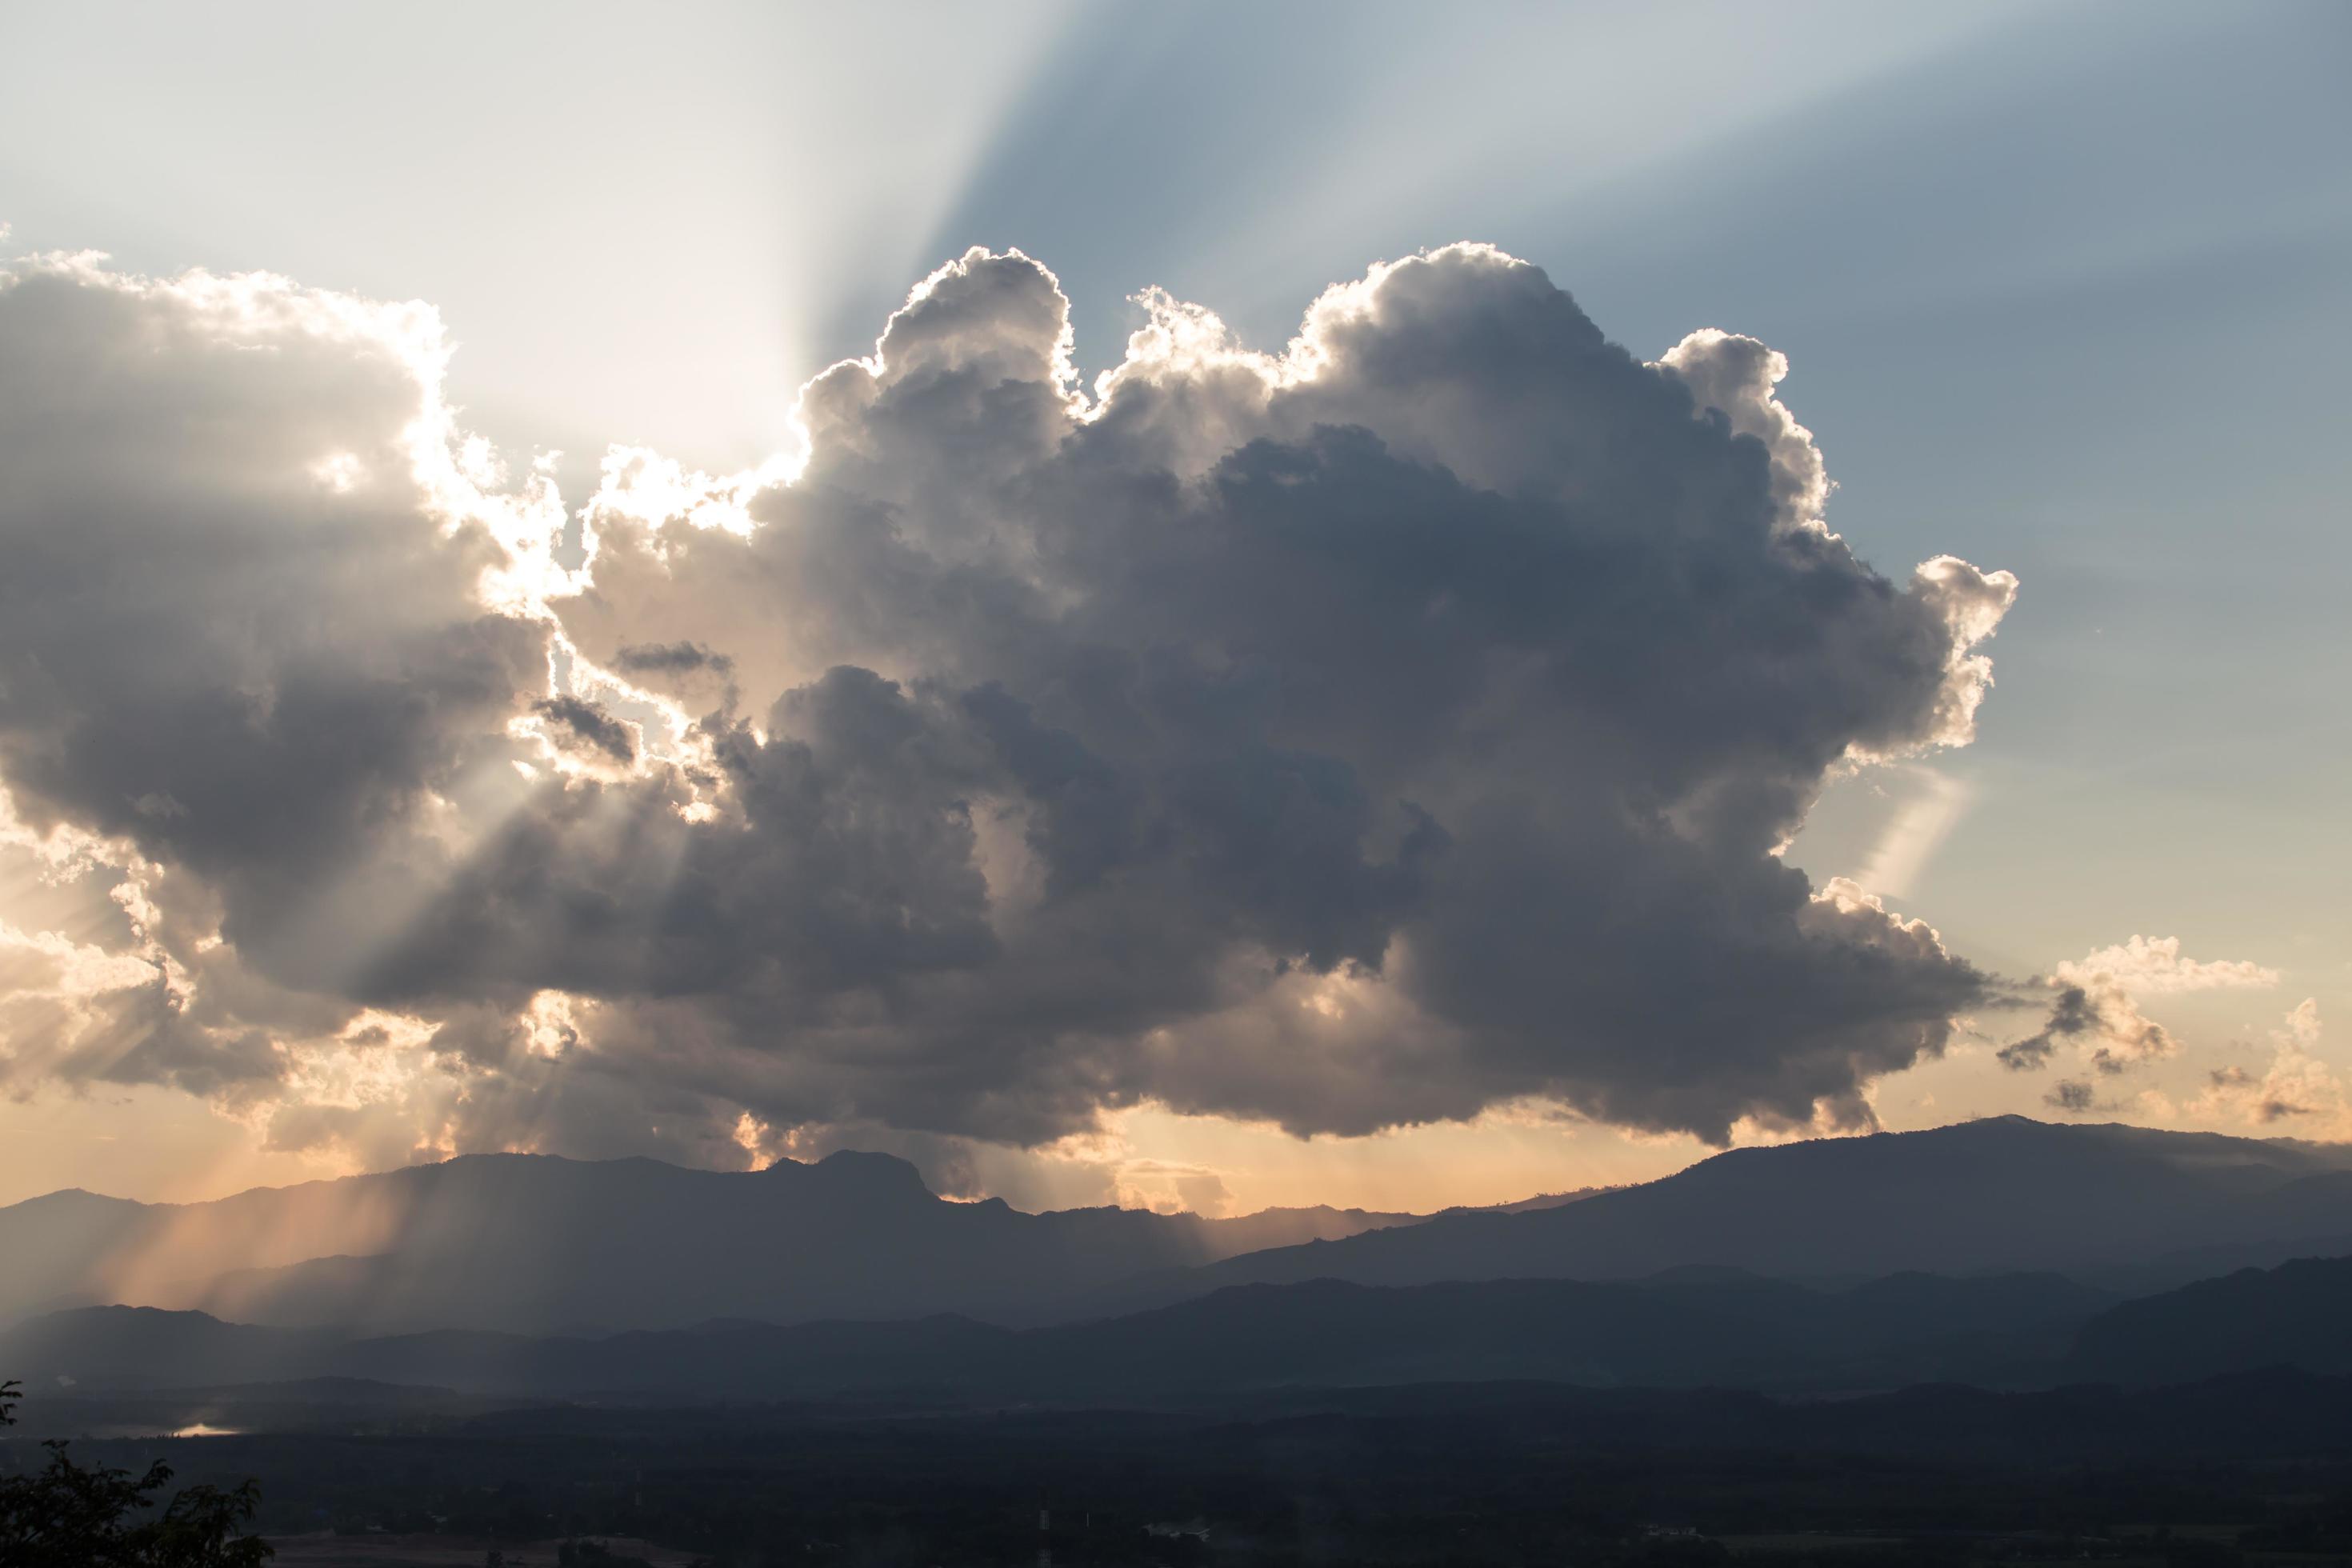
(10, 1116, 2348, 1338)
(1034, 1115, 2352, 1319)
(0, 1146, 1438, 1334)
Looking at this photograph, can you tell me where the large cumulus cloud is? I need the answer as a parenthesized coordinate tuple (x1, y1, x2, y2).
(0, 241, 2017, 1166)
(0, 257, 563, 1120)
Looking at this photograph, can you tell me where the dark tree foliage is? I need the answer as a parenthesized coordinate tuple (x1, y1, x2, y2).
(0, 1379, 273, 1567)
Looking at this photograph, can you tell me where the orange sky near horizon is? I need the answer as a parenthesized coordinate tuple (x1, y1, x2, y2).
(6, 985, 2341, 1220)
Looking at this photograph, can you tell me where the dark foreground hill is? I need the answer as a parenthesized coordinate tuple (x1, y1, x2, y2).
(1056, 1116, 2352, 1318)
(17, 1262, 2352, 1566)
(14, 1372, 2352, 1566)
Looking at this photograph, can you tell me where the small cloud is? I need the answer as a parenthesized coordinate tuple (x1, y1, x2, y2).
(2191, 1000, 2347, 1134)
(2044, 1079, 2097, 1114)
(2002, 934, 2275, 1080)
(530, 695, 638, 766)
(614, 641, 734, 678)
(1998, 983, 2094, 1072)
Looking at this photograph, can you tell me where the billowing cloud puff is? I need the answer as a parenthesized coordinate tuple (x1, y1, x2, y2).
(2057, 936, 2280, 996)
(2000, 934, 2279, 1077)
(0, 242, 2018, 1166)
(1998, 982, 2173, 1077)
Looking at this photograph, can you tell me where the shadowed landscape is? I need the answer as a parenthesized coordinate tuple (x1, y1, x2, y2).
(11, 1118, 2352, 1562)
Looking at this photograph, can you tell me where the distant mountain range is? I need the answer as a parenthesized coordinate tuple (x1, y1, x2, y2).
(0, 1150, 1604, 1335)
(0, 1151, 1467, 1334)
(7, 1249, 2349, 1406)
(5, 1115, 2348, 1346)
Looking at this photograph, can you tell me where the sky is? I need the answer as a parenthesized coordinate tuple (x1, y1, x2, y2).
(0, 0, 2346, 1216)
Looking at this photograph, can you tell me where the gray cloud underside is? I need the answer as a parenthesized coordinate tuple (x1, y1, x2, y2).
(0, 243, 2014, 1158)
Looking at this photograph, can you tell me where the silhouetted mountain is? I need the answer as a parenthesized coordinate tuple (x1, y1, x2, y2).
(10, 1118, 2346, 1344)
(1432, 1187, 1620, 1218)
(0, 1150, 1422, 1334)
(2068, 1253, 2352, 1385)
(0, 1266, 2130, 1402)
(2098, 1227, 2352, 1293)
(1056, 1118, 2352, 1317)
(0, 1305, 342, 1390)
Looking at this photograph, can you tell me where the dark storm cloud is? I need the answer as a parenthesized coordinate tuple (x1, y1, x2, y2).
(532, 695, 639, 765)
(1998, 951, 2190, 1083)
(2045, 1079, 2096, 1114)
(613, 641, 735, 677)
(1998, 985, 2094, 1072)
(0, 243, 2017, 1157)
(522, 245, 2015, 1146)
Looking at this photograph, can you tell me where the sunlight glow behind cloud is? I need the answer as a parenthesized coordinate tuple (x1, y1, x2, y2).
(0, 236, 2028, 1201)
(2, 1, 2345, 1215)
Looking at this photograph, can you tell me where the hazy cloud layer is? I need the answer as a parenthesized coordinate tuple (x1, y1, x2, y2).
(0, 242, 2022, 1169)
